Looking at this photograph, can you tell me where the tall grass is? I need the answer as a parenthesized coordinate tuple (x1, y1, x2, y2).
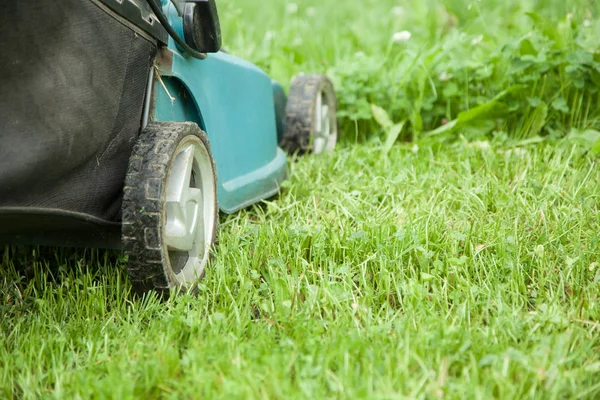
(224, 0, 600, 142)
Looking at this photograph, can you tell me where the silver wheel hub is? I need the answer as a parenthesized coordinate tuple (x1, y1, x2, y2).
(313, 90, 337, 154)
(164, 137, 216, 284)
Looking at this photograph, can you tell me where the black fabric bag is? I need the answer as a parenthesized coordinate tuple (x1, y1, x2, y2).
(0, 0, 157, 245)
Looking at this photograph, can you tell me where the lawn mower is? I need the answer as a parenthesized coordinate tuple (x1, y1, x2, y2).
(0, 0, 338, 295)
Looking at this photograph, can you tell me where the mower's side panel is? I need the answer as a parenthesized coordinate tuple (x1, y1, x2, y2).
(154, 51, 288, 213)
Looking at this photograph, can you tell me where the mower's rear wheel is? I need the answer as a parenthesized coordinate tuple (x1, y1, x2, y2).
(280, 74, 338, 155)
(122, 122, 218, 297)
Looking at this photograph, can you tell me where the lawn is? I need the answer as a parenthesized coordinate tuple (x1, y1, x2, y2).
(2, 0, 600, 398)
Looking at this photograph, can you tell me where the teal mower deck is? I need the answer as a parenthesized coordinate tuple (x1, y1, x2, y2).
(0, 0, 338, 295)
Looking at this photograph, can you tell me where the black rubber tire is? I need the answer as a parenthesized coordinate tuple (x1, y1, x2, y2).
(280, 74, 338, 154)
(122, 121, 218, 297)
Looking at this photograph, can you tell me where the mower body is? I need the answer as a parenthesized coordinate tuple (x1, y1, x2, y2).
(154, 37, 288, 213)
(0, 0, 288, 248)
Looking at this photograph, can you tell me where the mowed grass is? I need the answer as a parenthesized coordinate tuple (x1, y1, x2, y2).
(2, 0, 600, 398)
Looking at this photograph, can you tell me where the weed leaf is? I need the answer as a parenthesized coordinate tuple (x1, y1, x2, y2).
(425, 119, 458, 137)
(425, 85, 525, 138)
(592, 138, 600, 155)
(371, 104, 393, 130)
(383, 122, 405, 155)
(524, 101, 549, 138)
(457, 85, 525, 124)
(567, 129, 600, 153)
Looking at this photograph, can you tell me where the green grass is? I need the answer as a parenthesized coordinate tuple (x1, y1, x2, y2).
(2, 0, 600, 398)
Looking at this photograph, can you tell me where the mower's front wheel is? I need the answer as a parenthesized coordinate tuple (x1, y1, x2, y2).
(122, 122, 218, 297)
(280, 74, 338, 155)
